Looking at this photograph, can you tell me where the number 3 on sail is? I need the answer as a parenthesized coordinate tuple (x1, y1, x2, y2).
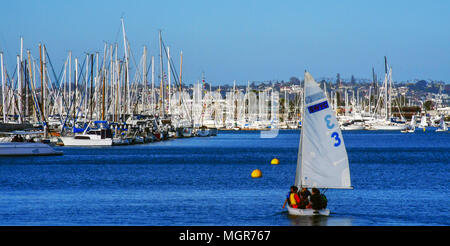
(325, 114, 341, 147)
(331, 132, 341, 147)
(324, 115, 335, 129)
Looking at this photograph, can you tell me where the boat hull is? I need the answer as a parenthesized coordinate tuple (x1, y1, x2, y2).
(341, 125, 365, 130)
(60, 137, 112, 146)
(287, 205, 330, 216)
(401, 130, 415, 133)
(196, 129, 211, 137)
(182, 128, 194, 137)
(209, 128, 218, 136)
(366, 125, 406, 130)
(0, 142, 63, 156)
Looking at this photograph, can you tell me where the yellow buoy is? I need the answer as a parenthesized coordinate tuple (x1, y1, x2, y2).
(251, 169, 262, 178)
(270, 158, 279, 165)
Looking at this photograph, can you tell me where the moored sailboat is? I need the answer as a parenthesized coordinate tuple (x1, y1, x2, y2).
(401, 115, 416, 133)
(435, 116, 447, 132)
(60, 121, 113, 146)
(286, 72, 352, 216)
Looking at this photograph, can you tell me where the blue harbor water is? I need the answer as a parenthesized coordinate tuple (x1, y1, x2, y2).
(0, 130, 448, 226)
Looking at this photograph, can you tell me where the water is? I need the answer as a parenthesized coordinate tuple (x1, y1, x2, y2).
(0, 130, 448, 226)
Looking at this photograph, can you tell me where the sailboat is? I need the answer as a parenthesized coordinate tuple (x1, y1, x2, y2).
(418, 115, 428, 129)
(401, 115, 416, 133)
(435, 116, 447, 132)
(60, 121, 113, 146)
(287, 72, 352, 216)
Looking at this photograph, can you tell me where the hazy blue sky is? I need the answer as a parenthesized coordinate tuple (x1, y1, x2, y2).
(0, 0, 449, 85)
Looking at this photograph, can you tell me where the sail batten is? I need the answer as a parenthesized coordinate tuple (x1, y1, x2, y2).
(295, 72, 351, 189)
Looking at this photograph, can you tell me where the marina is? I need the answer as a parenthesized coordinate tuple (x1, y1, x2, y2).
(0, 20, 448, 148)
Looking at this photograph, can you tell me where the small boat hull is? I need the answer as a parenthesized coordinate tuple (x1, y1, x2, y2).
(196, 129, 211, 137)
(182, 128, 194, 137)
(209, 128, 218, 136)
(366, 125, 406, 130)
(341, 125, 365, 130)
(287, 205, 330, 216)
(401, 129, 415, 133)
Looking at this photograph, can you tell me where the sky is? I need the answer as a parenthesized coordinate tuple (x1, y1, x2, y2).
(0, 0, 449, 85)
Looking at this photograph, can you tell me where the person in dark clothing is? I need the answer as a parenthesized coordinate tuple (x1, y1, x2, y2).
(307, 188, 324, 210)
(11, 135, 24, 142)
(298, 188, 311, 209)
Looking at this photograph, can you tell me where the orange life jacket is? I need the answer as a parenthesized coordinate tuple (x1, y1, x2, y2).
(289, 193, 300, 208)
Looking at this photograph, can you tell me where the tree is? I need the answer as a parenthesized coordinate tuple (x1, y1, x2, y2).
(289, 77, 301, 85)
(423, 100, 433, 111)
(335, 91, 343, 106)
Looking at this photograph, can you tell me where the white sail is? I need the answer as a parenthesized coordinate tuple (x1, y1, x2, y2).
(419, 115, 427, 128)
(295, 72, 352, 189)
(437, 115, 447, 131)
(410, 115, 416, 127)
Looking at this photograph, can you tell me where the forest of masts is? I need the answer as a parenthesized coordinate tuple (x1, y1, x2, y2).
(0, 21, 426, 135)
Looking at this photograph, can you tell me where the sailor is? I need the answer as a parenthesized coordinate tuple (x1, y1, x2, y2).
(298, 188, 311, 209)
(307, 188, 326, 210)
(282, 186, 300, 209)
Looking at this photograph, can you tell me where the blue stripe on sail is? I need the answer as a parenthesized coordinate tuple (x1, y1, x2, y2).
(307, 101, 329, 114)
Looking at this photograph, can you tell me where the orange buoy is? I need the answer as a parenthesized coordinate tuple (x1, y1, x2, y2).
(251, 169, 262, 178)
(270, 158, 279, 165)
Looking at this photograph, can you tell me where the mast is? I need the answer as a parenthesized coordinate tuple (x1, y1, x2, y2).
(0, 52, 5, 123)
(115, 60, 120, 122)
(179, 51, 183, 106)
(42, 45, 47, 124)
(83, 54, 88, 123)
(372, 66, 377, 102)
(167, 46, 171, 114)
(20, 37, 24, 122)
(90, 54, 94, 121)
(101, 64, 106, 121)
(388, 67, 392, 120)
(115, 43, 119, 122)
(32, 59, 37, 122)
(17, 55, 23, 123)
(151, 55, 155, 114)
(159, 30, 165, 117)
(121, 18, 130, 116)
(68, 51, 72, 114)
(142, 45, 147, 113)
(233, 80, 236, 123)
(295, 72, 307, 188)
(39, 44, 44, 121)
(73, 58, 78, 124)
(97, 50, 102, 120)
(110, 44, 114, 119)
(26, 51, 34, 120)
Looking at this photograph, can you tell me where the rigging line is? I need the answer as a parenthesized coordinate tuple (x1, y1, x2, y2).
(113, 21, 123, 49)
(25, 69, 43, 122)
(60, 55, 87, 128)
(45, 47, 64, 88)
(160, 39, 181, 87)
(160, 39, 192, 122)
